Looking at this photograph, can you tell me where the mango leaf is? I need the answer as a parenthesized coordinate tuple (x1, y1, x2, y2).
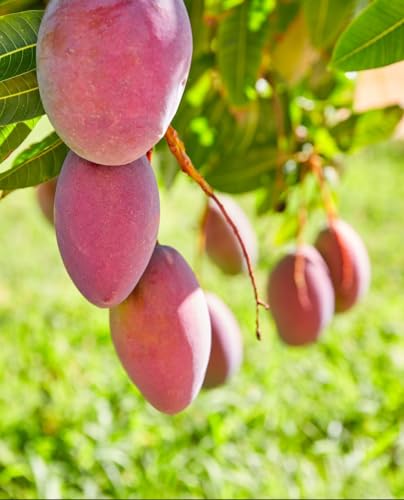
(0, 69, 44, 125)
(272, 11, 318, 85)
(306, 59, 338, 100)
(155, 141, 179, 190)
(205, 0, 243, 16)
(204, 145, 278, 193)
(269, 0, 300, 34)
(217, 1, 268, 106)
(332, 0, 404, 71)
(274, 212, 299, 245)
(304, 0, 355, 49)
(184, 0, 207, 56)
(256, 177, 285, 216)
(0, 116, 39, 163)
(185, 92, 234, 170)
(0, 0, 40, 15)
(0, 10, 43, 82)
(0, 131, 68, 189)
(331, 105, 403, 151)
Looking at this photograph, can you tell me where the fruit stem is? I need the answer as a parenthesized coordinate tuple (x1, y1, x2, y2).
(308, 154, 337, 225)
(307, 155, 353, 290)
(165, 125, 269, 341)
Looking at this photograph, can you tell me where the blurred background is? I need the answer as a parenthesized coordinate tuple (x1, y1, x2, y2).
(1, 138, 404, 498)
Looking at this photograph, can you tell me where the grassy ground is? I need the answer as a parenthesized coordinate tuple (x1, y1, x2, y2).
(1, 142, 404, 499)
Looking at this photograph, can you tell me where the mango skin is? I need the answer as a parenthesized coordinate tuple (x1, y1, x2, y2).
(55, 152, 160, 308)
(267, 246, 335, 346)
(203, 293, 243, 389)
(110, 245, 211, 415)
(315, 219, 371, 313)
(36, 0, 192, 166)
(204, 196, 258, 275)
(36, 178, 57, 225)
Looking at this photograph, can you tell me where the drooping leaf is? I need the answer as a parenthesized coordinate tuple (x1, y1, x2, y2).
(306, 59, 338, 100)
(205, 0, 244, 16)
(0, 131, 68, 189)
(0, 69, 44, 125)
(185, 91, 234, 169)
(0, 0, 40, 15)
(154, 140, 180, 190)
(272, 11, 318, 85)
(269, 0, 300, 34)
(0, 10, 43, 81)
(274, 211, 299, 245)
(331, 105, 403, 151)
(0, 116, 39, 163)
(353, 106, 404, 149)
(304, 0, 355, 49)
(332, 0, 404, 71)
(184, 0, 207, 56)
(217, 0, 268, 106)
(204, 145, 278, 193)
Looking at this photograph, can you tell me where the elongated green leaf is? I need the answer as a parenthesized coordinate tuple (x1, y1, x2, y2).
(0, 132, 68, 189)
(354, 106, 403, 149)
(0, 116, 38, 163)
(0, 0, 39, 15)
(0, 10, 43, 81)
(304, 0, 355, 49)
(204, 146, 278, 193)
(332, 0, 404, 71)
(217, 1, 268, 106)
(271, 11, 318, 85)
(184, 0, 207, 56)
(331, 105, 403, 151)
(0, 69, 44, 125)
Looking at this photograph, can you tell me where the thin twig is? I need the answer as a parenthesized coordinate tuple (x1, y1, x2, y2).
(165, 125, 269, 341)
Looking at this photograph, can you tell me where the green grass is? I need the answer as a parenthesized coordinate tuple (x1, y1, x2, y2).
(1, 142, 404, 499)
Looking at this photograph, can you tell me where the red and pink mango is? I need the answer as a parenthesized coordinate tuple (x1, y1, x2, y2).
(315, 219, 371, 313)
(55, 152, 160, 308)
(110, 245, 211, 415)
(203, 293, 243, 389)
(36, 178, 57, 225)
(204, 196, 258, 275)
(267, 246, 335, 346)
(37, 0, 193, 166)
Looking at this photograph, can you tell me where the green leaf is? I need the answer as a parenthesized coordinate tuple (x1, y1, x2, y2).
(274, 213, 299, 245)
(0, 69, 44, 125)
(0, 0, 40, 15)
(332, 0, 404, 71)
(155, 141, 179, 190)
(0, 10, 44, 82)
(271, 11, 318, 85)
(204, 145, 278, 193)
(353, 106, 403, 149)
(304, 0, 355, 49)
(217, 1, 268, 106)
(331, 105, 403, 151)
(0, 116, 39, 163)
(0, 131, 68, 189)
(184, 0, 207, 56)
(269, 0, 300, 34)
